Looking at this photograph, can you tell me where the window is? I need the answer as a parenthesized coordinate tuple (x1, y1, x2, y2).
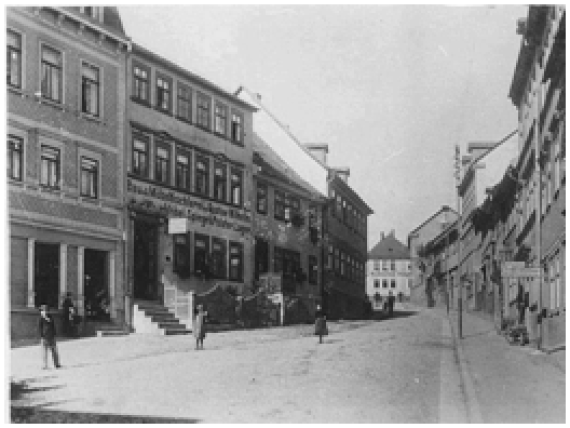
(210, 238, 227, 279)
(340, 252, 346, 276)
(177, 83, 191, 122)
(391, 279, 396, 289)
(81, 62, 100, 116)
(382, 280, 388, 289)
(309, 255, 318, 285)
(7, 30, 22, 89)
(229, 242, 243, 282)
(175, 150, 191, 190)
(173, 234, 190, 277)
(41, 45, 62, 103)
(382, 260, 389, 271)
(194, 234, 209, 276)
(274, 190, 286, 220)
(328, 245, 334, 270)
(82, 6, 102, 20)
(342, 200, 347, 224)
(373, 260, 381, 270)
(8, 135, 23, 181)
(231, 111, 243, 144)
(214, 162, 227, 202)
(197, 93, 211, 129)
(230, 168, 243, 206)
(156, 76, 171, 112)
(286, 195, 300, 221)
(374, 280, 380, 288)
(336, 195, 342, 219)
(195, 155, 209, 196)
(257, 182, 268, 214)
(214, 103, 227, 136)
(80, 157, 98, 198)
(132, 135, 149, 177)
(40, 146, 60, 188)
(155, 144, 170, 184)
(391, 259, 396, 271)
(133, 64, 149, 102)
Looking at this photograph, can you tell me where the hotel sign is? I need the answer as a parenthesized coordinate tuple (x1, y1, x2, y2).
(128, 179, 251, 234)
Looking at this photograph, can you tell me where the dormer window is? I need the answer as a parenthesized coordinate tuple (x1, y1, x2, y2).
(82, 7, 103, 22)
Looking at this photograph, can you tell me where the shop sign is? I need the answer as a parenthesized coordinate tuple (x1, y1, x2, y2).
(128, 179, 252, 234)
(168, 218, 188, 234)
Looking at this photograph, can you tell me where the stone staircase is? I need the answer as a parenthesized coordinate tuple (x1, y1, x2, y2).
(133, 300, 192, 335)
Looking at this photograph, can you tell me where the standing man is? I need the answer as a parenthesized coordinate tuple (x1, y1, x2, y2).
(314, 304, 328, 344)
(193, 305, 207, 350)
(39, 305, 61, 369)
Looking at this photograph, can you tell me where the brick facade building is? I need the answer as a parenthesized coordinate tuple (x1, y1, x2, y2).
(8, 7, 130, 339)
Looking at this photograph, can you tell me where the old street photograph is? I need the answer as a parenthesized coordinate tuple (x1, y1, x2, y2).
(6, 3, 566, 424)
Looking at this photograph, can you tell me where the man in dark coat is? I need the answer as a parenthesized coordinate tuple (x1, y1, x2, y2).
(314, 305, 328, 344)
(39, 305, 61, 369)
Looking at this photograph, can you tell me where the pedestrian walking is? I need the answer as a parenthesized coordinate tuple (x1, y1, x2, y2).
(193, 305, 207, 350)
(38, 305, 61, 370)
(314, 305, 328, 344)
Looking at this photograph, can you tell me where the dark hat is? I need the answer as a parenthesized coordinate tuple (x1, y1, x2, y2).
(40, 304, 48, 311)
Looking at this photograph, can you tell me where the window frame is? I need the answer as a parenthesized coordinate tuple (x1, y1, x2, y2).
(196, 92, 211, 131)
(40, 43, 63, 104)
(80, 60, 101, 118)
(230, 109, 244, 145)
(193, 233, 210, 276)
(156, 73, 172, 114)
(213, 161, 227, 202)
(214, 102, 228, 137)
(175, 148, 191, 191)
(230, 167, 243, 207)
(132, 133, 150, 178)
(132, 62, 150, 104)
(40, 145, 61, 189)
(274, 189, 286, 221)
(173, 233, 190, 277)
(8, 135, 23, 182)
(256, 181, 268, 215)
(79, 156, 99, 199)
(229, 241, 244, 282)
(176, 82, 192, 122)
(7, 28, 22, 89)
(210, 237, 227, 280)
(154, 141, 171, 184)
(194, 154, 210, 196)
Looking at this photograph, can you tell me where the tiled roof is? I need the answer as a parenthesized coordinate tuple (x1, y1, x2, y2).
(368, 234, 410, 260)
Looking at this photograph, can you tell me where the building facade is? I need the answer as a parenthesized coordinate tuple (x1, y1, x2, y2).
(124, 43, 257, 327)
(366, 231, 412, 311)
(8, 7, 130, 339)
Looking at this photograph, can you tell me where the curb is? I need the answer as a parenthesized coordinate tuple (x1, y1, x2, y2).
(447, 315, 484, 423)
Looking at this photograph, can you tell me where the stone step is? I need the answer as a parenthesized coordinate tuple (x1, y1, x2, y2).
(97, 330, 129, 338)
(158, 321, 186, 329)
(149, 313, 176, 322)
(164, 328, 192, 336)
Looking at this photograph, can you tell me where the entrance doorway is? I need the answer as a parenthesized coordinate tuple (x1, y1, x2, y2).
(255, 238, 269, 280)
(133, 218, 158, 300)
(34, 242, 60, 309)
(84, 249, 109, 320)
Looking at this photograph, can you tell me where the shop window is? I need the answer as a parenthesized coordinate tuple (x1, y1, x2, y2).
(230, 168, 243, 206)
(8, 135, 23, 181)
(41, 45, 62, 103)
(81, 62, 100, 117)
(80, 157, 98, 198)
(197, 92, 211, 130)
(214, 103, 227, 136)
(40, 145, 60, 189)
(133, 64, 149, 103)
(256, 181, 268, 214)
(173, 234, 190, 278)
(274, 190, 286, 221)
(195, 155, 209, 196)
(177, 83, 191, 122)
(155, 144, 170, 184)
(214, 162, 227, 202)
(132, 135, 149, 178)
(156, 75, 172, 113)
(231, 111, 243, 144)
(194, 234, 209, 277)
(309, 255, 318, 285)
(175, 150, 191, 191)
(210, 238, 227, 279)
(229, 241, 243, 282)
(7, 29, 22, 89)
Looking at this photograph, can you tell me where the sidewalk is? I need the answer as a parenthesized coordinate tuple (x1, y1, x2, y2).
(442, 307, 565, 423)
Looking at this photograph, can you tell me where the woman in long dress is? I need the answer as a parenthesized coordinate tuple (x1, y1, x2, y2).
(314, 305, 328, 344)
(193, 305, 207, 350)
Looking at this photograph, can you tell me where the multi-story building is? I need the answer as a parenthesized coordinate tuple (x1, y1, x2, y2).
(366, 231, 411, 311)
(252, 134, 324, 322)
(407, 206, 458, 306)
(124, 43, 257, 328)
(8, 7, 130, 339)
(236, 87, 373, 320)
(508, 5, 565, 350)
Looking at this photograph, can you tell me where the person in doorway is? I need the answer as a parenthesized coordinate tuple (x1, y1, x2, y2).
(38, 305, 61, 369)
(388, 291, 395, 317)
(193, 305, 207, 350)
(62, 292, 74, 337)
(314, 305, 328, 344)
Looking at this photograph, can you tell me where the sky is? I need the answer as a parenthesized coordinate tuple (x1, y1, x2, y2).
(118, 4, 528, 248)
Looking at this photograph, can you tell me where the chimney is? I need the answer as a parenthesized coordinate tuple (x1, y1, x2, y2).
(332, 167, 350, 183)
(304, 143, 329, 166)
(389, 229, 395, 237)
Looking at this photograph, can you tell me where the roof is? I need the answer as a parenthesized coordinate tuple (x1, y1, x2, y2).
(253, 134, 324, 200)
(368, 234, 410, 260)
(59, 7, 129, 41)
(408, 206, 458, 238)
